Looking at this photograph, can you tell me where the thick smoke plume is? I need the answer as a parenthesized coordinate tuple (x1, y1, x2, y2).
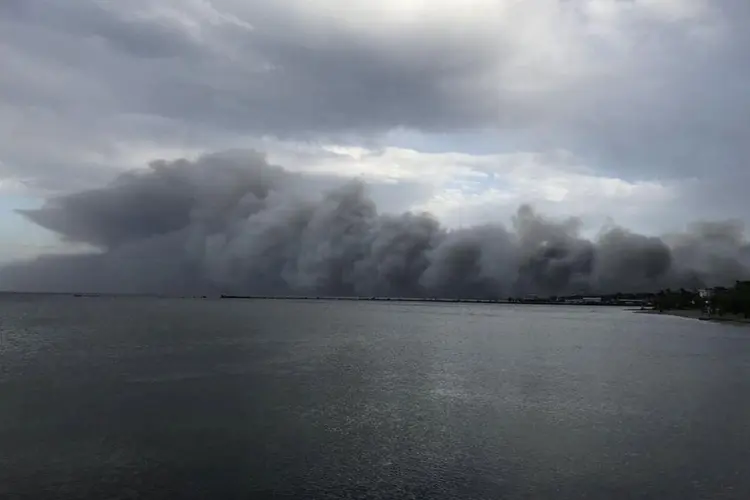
(2, 151, 749, 297)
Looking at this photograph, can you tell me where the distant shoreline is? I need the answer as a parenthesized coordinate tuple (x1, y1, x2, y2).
(636, 308, 750, 326)
(217, 295, 633, 306)
(0, 291, 639, 307)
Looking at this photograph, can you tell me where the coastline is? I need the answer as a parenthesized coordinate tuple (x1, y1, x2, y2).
(635, 308, 750, 326)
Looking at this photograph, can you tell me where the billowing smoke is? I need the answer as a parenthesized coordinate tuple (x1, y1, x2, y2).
(2, 151, 750, 297)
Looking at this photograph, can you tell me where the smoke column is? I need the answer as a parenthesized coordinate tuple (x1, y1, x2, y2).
(2, 151, 749, 296)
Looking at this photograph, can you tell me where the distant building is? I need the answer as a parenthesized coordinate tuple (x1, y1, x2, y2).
(582, 297, 603, 304)
(698, 288, 715, 299)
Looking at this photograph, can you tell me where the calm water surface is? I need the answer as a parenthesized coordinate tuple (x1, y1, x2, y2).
(1, 296, 749, 499)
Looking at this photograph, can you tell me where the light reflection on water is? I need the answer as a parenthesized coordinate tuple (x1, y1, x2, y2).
(1, 296, 749, 499)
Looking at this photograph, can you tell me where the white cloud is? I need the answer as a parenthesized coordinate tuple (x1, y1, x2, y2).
(247, 141, 679, 233)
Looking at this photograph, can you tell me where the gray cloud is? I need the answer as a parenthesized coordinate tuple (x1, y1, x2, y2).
(1, 0, 749, 233)
(2, 151, 748, 296)
(0, 0, 501, 137)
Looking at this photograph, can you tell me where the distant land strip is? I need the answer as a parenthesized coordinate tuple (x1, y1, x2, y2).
(0, 290, 650, 306)
(217, 295, 646, 306)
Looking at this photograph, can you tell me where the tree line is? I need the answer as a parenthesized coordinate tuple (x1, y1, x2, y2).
(652, 281, 750, 318)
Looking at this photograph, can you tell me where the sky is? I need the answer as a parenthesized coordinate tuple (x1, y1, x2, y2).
(1, 0, 749, 263)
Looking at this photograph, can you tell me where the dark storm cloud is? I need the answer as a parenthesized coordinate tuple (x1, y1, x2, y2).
(0, 0, 502, 192)
(3, 152, 748, 295)
(1, 0, 199, 59)
(0, 0, 501, 136)
(0, 0, 746, 140)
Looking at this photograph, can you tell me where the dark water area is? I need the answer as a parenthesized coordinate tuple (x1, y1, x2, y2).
(1, 296, 749, 499)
